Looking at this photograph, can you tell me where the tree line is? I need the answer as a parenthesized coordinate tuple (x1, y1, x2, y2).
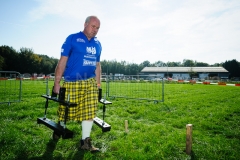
(0, 45, 58, 75)
(1, 45, 240, 78)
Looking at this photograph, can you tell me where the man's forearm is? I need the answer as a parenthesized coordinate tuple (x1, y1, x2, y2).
(95, 62, 101, 86)
(54, 67, 64, 85)
(53, 56, 68, 93)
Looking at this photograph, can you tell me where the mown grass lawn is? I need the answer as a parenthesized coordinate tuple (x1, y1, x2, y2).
(0, 80, 240, 160)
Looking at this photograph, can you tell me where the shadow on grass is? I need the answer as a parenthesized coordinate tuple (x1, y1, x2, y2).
(23, 136, 88, 160)
(70, 147, 87, 160)
(26, 139, 60, 160)
(190, 150, 197, 160)
(26, 138, 86, 160)
(70, 142, 101, 160)
(183, 150, 197, 160)
(42, 139, 59, 160)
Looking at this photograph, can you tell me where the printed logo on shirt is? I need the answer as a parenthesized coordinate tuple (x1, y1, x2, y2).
(61, 48, 64, 53)
(83, 59, 96, 66)
(86, 47, 96, 54)
(84, 55, 96, 59)
(76, 38, 85, 43)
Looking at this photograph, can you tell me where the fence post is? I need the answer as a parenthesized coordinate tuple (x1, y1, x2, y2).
(162, 78, 164, 102)
(186, 124, 193, 155)
(125, 120, 129, 133)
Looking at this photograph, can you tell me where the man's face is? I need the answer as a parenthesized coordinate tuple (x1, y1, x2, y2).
(84, 17, 100, 39)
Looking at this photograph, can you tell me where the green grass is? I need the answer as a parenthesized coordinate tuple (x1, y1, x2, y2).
(0, 80, 240, 160)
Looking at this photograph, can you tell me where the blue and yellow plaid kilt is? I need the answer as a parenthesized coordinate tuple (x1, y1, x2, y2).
(57, 78, 98, 122)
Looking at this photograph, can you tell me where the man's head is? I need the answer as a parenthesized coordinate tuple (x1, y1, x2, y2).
(83, 16, 100, 40)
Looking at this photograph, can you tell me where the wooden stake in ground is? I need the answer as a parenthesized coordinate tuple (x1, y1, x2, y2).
(186, 124, 193, 155)
(125, 120, 129, 133)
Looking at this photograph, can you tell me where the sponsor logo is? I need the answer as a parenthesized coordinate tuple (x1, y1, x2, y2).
(83, 59, 96, 66)
(76, 38, 85, 43)
(61, 48, 64, 53)
(84, 55, 96, 59)
(86, 47, 96, 54)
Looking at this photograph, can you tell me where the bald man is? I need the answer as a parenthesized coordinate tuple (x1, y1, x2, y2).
(54, 16, 102, 152)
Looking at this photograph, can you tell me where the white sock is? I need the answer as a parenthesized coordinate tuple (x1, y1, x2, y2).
(81, 120, 93, 140)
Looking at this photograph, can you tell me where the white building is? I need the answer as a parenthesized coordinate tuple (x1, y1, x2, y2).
(140, 67, 229, 80)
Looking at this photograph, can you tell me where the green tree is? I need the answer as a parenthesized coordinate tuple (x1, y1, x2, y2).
(167, 61, 181, 67)
(18, 48, 42, 74)
(0, 45, 19, 71)
(223, 59, 240, 78)
(183, 59, 195, 67)
(100, 60, 109, 74)
(0, 55, 4, 70)
(140, 60, 151, 67)
(195, 62, 209, 67)
(39, 55, 58, 74)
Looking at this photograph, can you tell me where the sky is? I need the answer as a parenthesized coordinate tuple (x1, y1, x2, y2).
(0, 0, 240, 65)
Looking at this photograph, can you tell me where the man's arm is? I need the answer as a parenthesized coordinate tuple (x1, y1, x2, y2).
(54, 56, 68, 94)
(95, 62, 101, 87)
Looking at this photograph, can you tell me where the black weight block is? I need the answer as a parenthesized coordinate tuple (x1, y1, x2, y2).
(37, 117, 73, 139)
(93, 117, 111, 132)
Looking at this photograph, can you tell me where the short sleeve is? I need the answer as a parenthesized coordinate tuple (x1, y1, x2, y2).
(61, 34, 73, 57)
(96, 41, 102, 62)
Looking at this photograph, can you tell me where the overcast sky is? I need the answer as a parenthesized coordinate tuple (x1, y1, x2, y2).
(1, 0, 240, 65)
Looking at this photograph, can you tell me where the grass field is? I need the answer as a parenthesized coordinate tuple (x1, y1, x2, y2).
(0, 80, 240, 160)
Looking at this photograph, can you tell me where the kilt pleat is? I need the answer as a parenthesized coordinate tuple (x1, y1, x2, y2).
(57, 78, 98, 122)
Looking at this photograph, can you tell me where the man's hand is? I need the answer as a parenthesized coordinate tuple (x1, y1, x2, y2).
(54, 83, 61, 94)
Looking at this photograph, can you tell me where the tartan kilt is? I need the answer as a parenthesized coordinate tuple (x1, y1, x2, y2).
(57, 78, 98, 122)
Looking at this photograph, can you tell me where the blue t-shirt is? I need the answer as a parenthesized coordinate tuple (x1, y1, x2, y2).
(61, 32, 102, 82)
